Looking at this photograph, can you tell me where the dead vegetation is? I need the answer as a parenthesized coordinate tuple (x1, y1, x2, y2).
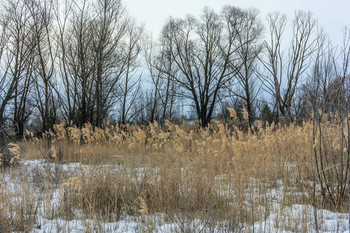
(0, 114, 349, 232)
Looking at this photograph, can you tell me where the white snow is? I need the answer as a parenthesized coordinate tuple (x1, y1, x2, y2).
(1, 159, 349, 232)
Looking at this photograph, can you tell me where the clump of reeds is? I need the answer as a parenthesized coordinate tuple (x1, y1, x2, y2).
(0, 143, 21, 167)
(0, 170, 39, 232)
(16, 115, 349, 230)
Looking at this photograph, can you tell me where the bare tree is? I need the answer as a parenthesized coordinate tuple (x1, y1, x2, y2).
(226, 7, 264, 127)
(157, 7, 248, 127)
(0, 0, 36, 139)
(296, 29, 336, 119)
(0, 8, 10, 143)
(259, 11, 317, 121)
(54, 0, 74, 124)
(299, 27, 350, 118)
(92, 0, 129, 126)
(57, 0, 143, 127)
(145, 40, 162, 122)
(26, 0, 57, 132)
(145, 36, 179, 123)
(333, 27, 350, 113)
(117, 19, 143, 124)
(60, 0, 96, 126)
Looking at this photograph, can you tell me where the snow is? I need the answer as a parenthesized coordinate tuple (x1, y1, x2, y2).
(1, 159, 349, 232)
(250, 204, 349, 233)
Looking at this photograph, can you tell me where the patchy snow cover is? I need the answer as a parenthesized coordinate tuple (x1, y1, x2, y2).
(1, 159, 349, 232)
(250, 204, 349, 233)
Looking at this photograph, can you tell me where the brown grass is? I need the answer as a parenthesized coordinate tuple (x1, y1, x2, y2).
(2, 116, 348, 231)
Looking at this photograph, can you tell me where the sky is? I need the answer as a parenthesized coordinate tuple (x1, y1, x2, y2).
(125, 0, 349, 45)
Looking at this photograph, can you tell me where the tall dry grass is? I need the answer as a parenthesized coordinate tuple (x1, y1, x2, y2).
(11, 116, 349, 230)
(0, 166, 39, 232)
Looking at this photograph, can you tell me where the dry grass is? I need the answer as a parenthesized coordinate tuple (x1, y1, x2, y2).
(1, 116, 349, 231)
(0, 167, 39, 232)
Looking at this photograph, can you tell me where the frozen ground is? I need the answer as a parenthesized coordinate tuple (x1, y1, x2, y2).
(1, 159, 349, 232)
(32, 207, 350, 233)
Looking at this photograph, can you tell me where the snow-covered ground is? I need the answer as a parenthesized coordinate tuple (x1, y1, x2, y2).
(1, 159, 349, 232)
(31, 206, 350, 233)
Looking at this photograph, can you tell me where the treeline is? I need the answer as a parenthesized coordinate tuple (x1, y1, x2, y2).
(0, 0, 349, 139)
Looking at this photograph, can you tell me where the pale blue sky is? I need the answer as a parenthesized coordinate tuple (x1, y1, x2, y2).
(125, 0, 349, 45)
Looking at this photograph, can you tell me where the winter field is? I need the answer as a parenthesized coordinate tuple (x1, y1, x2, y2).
(1, 118, 350, 232)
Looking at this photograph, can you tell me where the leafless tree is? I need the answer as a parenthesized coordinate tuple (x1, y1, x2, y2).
(92, 0, 129, 126)
(225, 7, 264, 127)
(117, 19, 143, 124)
(56, 0, 143, 127)
(333, 27, 350, 113)
(0, 0, 347, 137)
(145, 36, 179, 123)
(296, 29, 336, 119)
(145, 40, 162, 122)
(157, 7, 249, 127)
(54, 0, 73, 124)
(299, 27, 350, 118)
(0, 0, 36, 139)
(26, 0, 57, 132)
(259, 11, 317, 121)
(57, 0, 96, 126)
(0, 9, 10, 143)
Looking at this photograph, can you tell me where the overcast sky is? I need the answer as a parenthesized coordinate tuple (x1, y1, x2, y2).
(124, 0, 349, 45)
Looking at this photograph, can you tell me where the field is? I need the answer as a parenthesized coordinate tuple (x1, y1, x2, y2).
(1, 117, 350, 232)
